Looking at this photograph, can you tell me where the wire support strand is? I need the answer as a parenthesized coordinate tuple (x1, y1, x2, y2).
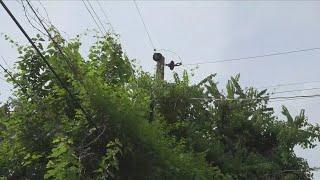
(133, 0, 156, 51)
(184, 47, 320, 66)
(85, 0, 108, 34)
(96, 1, 115, 34)
(190, 94, 320, 102)
(81, 0, 104, 35)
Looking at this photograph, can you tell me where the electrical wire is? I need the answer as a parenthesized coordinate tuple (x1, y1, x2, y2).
(157, 49, 183, 63)
(133, 0, 156, 51)
(81, 0, 104, 35)
(36, 0, 51, 25)
(96, 0, 115, 34)
(0, 69, 9, 82)
(17, 0, 47, 36)
(190, 94, 320, 102)
(1, 56, 14, 73)
(23, 0, 51, 27)
(1, 56, 29, 97)
(269, 97, 319, 103)
(258, 80, 320, 89)
(1, 56, 65, 113)
(25, 0, 99, 128)
(18, 0, 66, 40)
(184, 47, 320, 66)
(25, 0, 74, 74)
(271, 87, 320, 95)
(0, 74, 7, 82)
(85, 0, 108, 34)
(0, 0, 97, 129)
(23, 0, 71, 40)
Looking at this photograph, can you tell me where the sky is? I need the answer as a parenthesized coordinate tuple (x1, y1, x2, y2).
(0, 0, 320, 178)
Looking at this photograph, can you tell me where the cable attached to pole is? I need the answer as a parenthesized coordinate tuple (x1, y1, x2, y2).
(184, 47, 320, 66)
(133, 0, 156, 51)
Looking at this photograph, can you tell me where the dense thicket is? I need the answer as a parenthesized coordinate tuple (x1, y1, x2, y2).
(0, 31, 319, 179)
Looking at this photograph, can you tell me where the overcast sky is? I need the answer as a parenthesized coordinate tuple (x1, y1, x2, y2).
(1, 0, 320, 178)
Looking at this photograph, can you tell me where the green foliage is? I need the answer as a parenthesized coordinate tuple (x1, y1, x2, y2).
(153, 73, 319, 179)
(96, 139, 123, 179)
(0, 29, 319, 179)
(44, 137, 79, 180)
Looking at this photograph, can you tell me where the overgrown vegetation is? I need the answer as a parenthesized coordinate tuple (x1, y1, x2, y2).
(0, 30, 319, 179)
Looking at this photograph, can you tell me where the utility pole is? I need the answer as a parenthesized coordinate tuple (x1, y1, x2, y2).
(153, 52, 165, 80)
(153, 52, 182, 80)
(149, 52, 182, 122)
(149, 52, 165, 122)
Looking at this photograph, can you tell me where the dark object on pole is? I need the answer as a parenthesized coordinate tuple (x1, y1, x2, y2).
(153, 52, 164, 62)
(166, 60, 182, 70)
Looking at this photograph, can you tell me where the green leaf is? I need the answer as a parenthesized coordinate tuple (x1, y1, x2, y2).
(282, 106, 294, 124)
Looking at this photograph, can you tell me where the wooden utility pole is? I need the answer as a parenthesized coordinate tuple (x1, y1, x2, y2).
(153, 52, 165, 80)
(149, 52, 181, 122)
(149, 52, 165, 122)
(156, 56, 165, 80)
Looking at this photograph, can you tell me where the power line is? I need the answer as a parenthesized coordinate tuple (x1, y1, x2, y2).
(96, 0, 115, 34)
(184, 47, 320, 66)
(1, 0, 65, 94)
(0, 0, 97, 129)
(190, 94, 320, 102)
(0, 73, 7, 82)
(0, 66, 10, 83)
(157, 49, 183, 63)
(259, 80, 320, 89)
(25, 0, 98, 128)
(81, 0, 104, 35)
(1, 56, 68, 113)
(0, 56, 29, 97)
(85, 0, 108, 34)
(1, 56, 14, 73)
(25, 0, 75, 75)
(17, 0, 47, 37)
(36, 0, 52, 25)
(23, 0, 51, 27)
(1, 57, 14, 74)
(272, 87, 320, 95)
(22, 0, 71, 40)
(269, 97, 320, 103)
(133, 0, 156, 51)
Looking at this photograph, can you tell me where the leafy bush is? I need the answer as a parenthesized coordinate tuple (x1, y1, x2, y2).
(0, 30, 319, 179)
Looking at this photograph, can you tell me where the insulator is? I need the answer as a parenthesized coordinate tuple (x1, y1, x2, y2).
(167, 60, 175, 70)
